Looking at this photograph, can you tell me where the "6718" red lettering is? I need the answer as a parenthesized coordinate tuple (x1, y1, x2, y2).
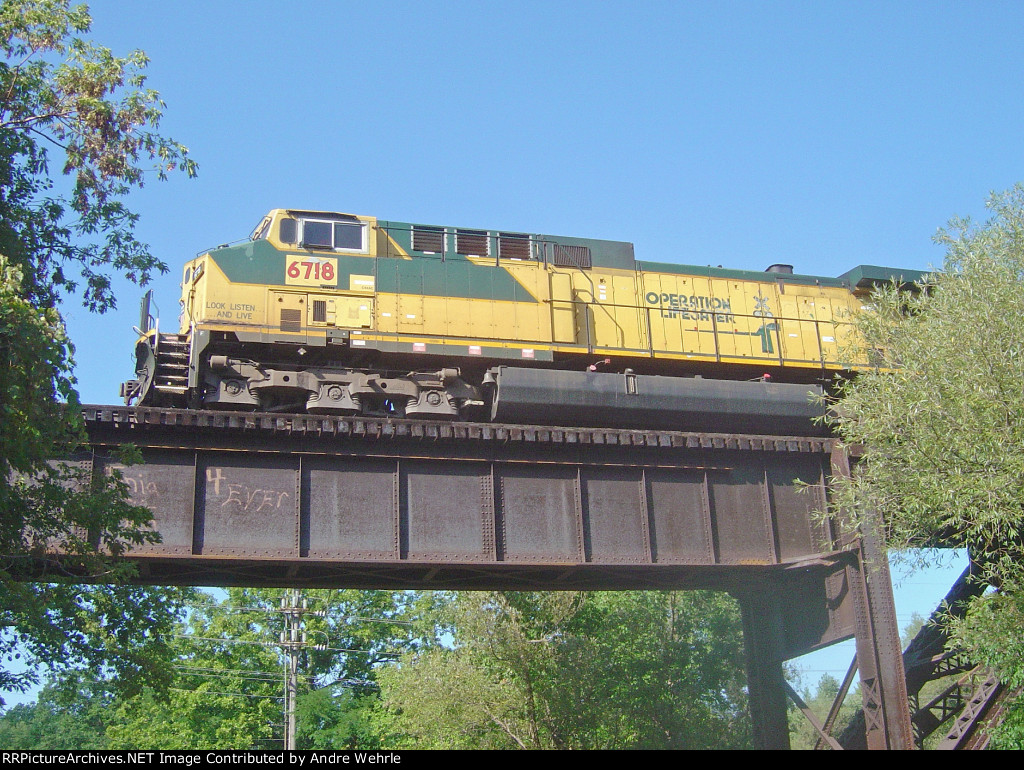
(287, 260, 335, 282)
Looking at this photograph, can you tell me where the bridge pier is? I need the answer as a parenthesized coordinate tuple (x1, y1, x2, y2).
(739, 589, 792, 750)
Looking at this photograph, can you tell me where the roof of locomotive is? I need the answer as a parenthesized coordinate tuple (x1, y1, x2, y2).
(258, 209, 927, 291)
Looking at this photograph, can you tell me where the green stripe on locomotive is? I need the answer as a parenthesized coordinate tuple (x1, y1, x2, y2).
(206, 236, 541, 303)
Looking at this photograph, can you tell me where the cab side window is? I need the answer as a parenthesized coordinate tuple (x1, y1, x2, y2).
(279, 216, 367, 252)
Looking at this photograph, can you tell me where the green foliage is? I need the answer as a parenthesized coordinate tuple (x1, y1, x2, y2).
(106, 589, 421, 750)
(832, 184, 1024, 746)
(295, 689, 383, 750)
(0, 0, 196, 310)
(0, 0, 196, 704)
(945, 586, 1024, 749)
(2, 590, 754, 749)
(377, 591, 751, 749)
(832, 186, 1024, 580)
(105, 589, 284, 750)
(0, 676, 111, 749)
(1, 177, 190, 709)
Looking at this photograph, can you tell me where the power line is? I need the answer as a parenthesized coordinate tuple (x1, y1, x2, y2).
(185, 603, 416, 626)
(342, 616, 415, 627)
(171, 634, 279, 648)
(175, 665, 281, 677)
(172, 666, 375, 694)
(169, 687, 283, 701)
(172, 668, 305, 685)
(171, 634, 401, 657)
(174, 664, 312, 680)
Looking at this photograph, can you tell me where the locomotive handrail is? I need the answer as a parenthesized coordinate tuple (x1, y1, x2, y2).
(544, 296, 854, 369)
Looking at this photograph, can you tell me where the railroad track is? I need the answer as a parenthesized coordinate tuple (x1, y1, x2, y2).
(82, 404, 835, 454)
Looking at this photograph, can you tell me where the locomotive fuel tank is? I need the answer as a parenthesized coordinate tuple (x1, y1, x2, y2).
(487, 366, 828, 435)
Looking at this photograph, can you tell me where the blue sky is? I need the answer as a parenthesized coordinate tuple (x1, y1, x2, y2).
(42, 0, 1008, 693)
(63, 0, 1024, 403)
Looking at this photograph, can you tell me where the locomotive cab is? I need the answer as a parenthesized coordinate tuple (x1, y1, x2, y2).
(251, 209, 373, 255)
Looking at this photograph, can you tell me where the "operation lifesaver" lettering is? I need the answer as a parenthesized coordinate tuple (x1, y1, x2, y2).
(645, 292, 735, 323)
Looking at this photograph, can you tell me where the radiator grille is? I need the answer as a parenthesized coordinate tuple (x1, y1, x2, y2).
(312, 300, 327, 323)
(455, 229, 488, 256)
(552, 244, 592, 269)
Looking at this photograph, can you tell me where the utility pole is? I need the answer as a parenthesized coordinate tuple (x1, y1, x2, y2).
(279, 590, 326, 750)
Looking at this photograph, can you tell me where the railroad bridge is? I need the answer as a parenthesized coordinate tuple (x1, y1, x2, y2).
(53, 406, 1002, 749)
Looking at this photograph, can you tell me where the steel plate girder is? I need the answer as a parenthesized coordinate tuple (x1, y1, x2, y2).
(69, 406, 858, 619)
(92, 446, 838, 573)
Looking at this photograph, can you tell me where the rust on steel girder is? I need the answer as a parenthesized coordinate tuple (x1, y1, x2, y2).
(23, 405, 916, 749)
(820, 564, 1010, 751)
(68, 406, 848, 592)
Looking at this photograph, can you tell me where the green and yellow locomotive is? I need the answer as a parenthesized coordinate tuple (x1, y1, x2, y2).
(122, 209, 921, 432)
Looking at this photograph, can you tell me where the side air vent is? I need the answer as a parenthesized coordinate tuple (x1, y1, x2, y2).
(280, 308, 302, 332)
(412, 225, 445, 254)
(455, 229, 488, 256)
(498, 232, 531, 260)
(552, 244, 592, 269)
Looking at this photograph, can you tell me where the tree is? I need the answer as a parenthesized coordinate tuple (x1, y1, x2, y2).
(104, 589, 285, 750)
(831, 184, 1024, 747)
(0, 0, 196, 310)
(4, 589, 751, 749)
(0, 0, 196, 703)
(0, 674, 111, 749)
(105, 589, 423, 750)
(377, 590, 751, 749)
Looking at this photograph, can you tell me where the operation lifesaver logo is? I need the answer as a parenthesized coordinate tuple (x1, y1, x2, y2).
(644, 291, 780, 354)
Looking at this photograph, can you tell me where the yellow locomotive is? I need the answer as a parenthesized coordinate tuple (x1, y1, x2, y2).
(122, 209, 921, 432)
